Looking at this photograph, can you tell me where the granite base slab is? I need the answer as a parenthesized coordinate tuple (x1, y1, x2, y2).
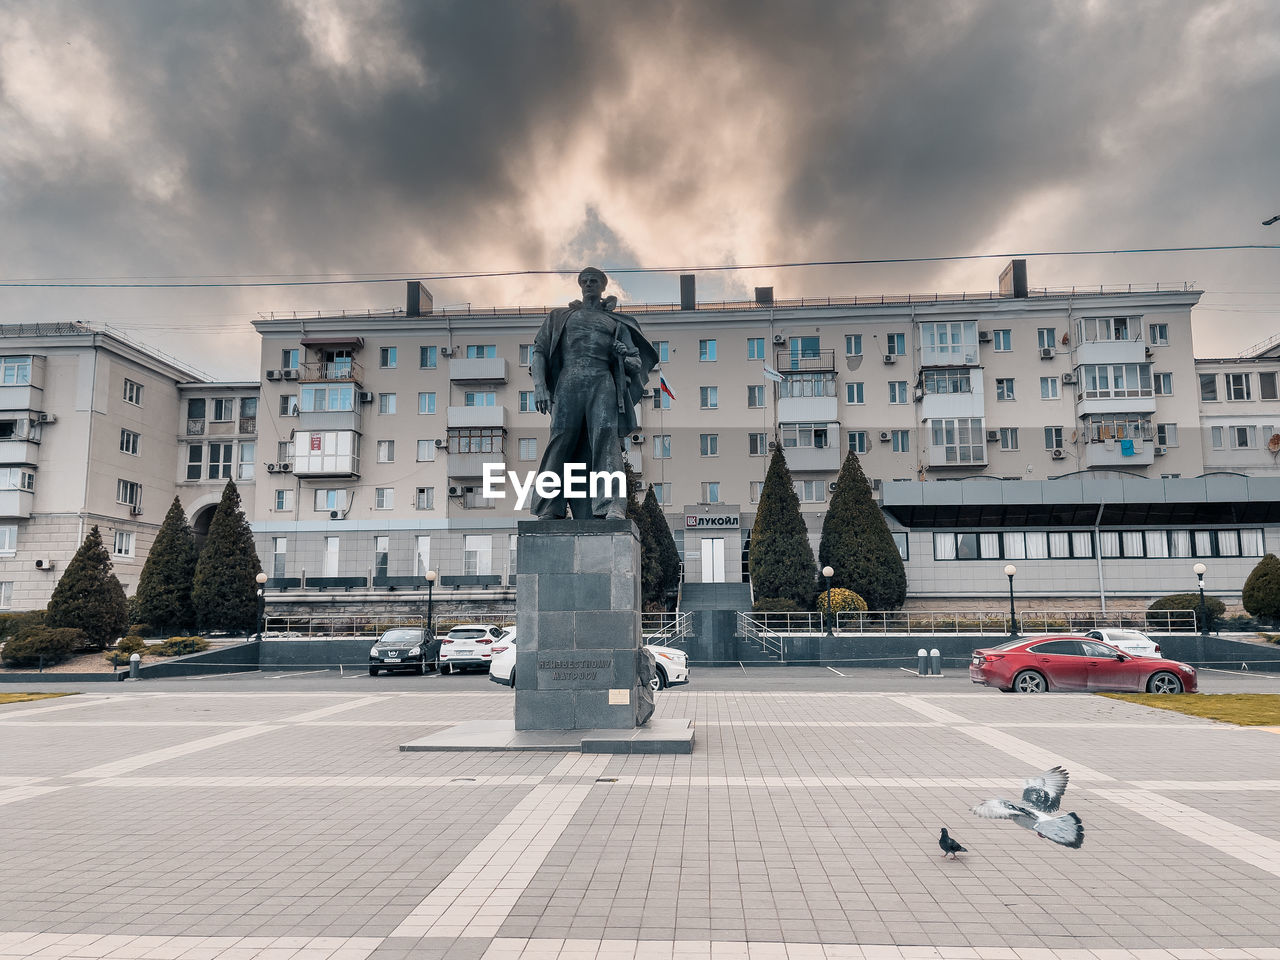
(400, 717, 694, 754)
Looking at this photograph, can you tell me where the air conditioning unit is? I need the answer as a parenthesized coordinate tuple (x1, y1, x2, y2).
(1040, 347, 1054, 359)
(447, 484, 464, 497)
(827, 481, 839, 492)
(329, 510, 342, 520)
(883, 353, 896, 364)
(33, 558, 54, 570)
(1051, 448, 1065, 460)
(871, 478, 883, 491)
(279, 462, 292, 472)
(767, 440, 778, 451)
(281, 368, 300, 380)
(772, 334, 785, 344)
(1061, 372, 1076, 384)
(358, 391, 374, 403)
(131, 505, 143, 516)
(879, 431, 892, 442)
(265, 369, 282, 381)
(912, 387, 923, 402)
(36, 412, 56, 424)
(434, 438, 447, 448)
(978, 330, 992, 343)
(986, 430, 1000, 442)
(630, 432, 645, 443)
(440, 347, 454, 357)
(1145, 347, 1153, 358)
(266, 463, 279, 473)
(1154, 446, 1167, 456)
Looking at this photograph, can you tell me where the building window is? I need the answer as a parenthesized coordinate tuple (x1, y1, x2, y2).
(1200, 373, 1218, 401)
(0, 581, 11, 610)
(377, 440, 395, 462)
(654, 341, 669, 363)
(448, 428, 503, 454)
(779, 372, 835, 398)
(420, 346, 437, 369)
(1260, 371, 1278, 400)
(747, 385, 765, 408)
(0, 358, 29, 386)
(123, 378, 144, 406)
(1040, 377, 1059, 400)
(848, 431, 868, 454)
(380, 346, 397, 368)
(846, 334, 862, 357)
(699, 339, 717, 362)
(112, 531, 134, 558)
(749, 481, 764, 503)
(466, 345, 496, 359)
(314, 489, 348, 512)
(747, 338, 765, 360)
(845, 382, 865, 404)
(995, 378, 1015, 401)
(323, 536, 339, 577)
(379, 393, 397, 414)
(518, 391, 535, 412)
(1154, 372, 1173, 395)
(415, 487, 435, 510)
(417, 439, 436, 462)
(930, 419, 983, 462)
(891, 430, 910, 453)
(919, 323, 977, 365)
(992, 329, 1011, 352)
(0, 468, 35, 492)
(700, 386, 718, 409)
(280, 395, 299, 417)
(208, 443, 233, 480)
(464, 535, 492, 575)
(653, 482, 671, 505)
(1226, 373, 1252, 401)
(781, 422, 829, 448)
(794, 480, 826, 503)
(1156, 423, 1179, 446)
(519, 437, 538, 461)
(923, 370, 971, 395)
(1037, 328, 1057, 350)
(516, 344, 532, 367)
(653, 388, 671, 410)
(888, 381, 908, 404)
(272, 537, 287, 578)
(0, 524, 17, 555)
(301, 385, 355, 413)
(120, 429, 140, 456)
(464, 391, 496, 407)
(1045, 426, 1064, 450)
(1081, 364, 1152, 399)
(701, 481, 720, 503)
(277, 439, 294, 463)
(1211, 425, 1224, 450)
(700, 434, 719, 457)
(238, 442, 255, 481)
(1000, 427, 1019, 451)
(1083, 414, 1151, 443)
(419, 392, 436, 415)
(116, 479, 141, 507)
(749, 432, 768, 456)
(372, 535, 390, 578)
(934, 530, 1094, 562)
(186, 446, 203, 481)
(1232, 425, 1257, 449)
(375, 487, 394, 509)
(1149, 323, 1169, 346)
(274, 489, 294, 511)
(653, 435, 671, 459)
(1076, 316, 1134, 343)
(281, 348, 299, 370)
(886, 332, 906, 356)
(210, 398, 233, 422)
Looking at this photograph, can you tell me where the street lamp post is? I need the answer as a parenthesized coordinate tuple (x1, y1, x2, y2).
(1004, 564, 1018, 637)
(821, 566, 835, 635)
(424, 569, 437, 642)
(1193, 562, 1208, 637)
(255, 571, 268, 643)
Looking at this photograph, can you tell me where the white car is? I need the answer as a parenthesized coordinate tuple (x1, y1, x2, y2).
(1083, 628, 1162, 658)
(438, 623, 505, 674)
(488, 629, 690, 690)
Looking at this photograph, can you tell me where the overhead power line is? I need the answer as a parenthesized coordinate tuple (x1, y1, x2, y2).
(1, 243, 1278, 289)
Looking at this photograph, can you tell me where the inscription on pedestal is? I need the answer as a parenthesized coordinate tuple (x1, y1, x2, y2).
(536, 649, 618, 689)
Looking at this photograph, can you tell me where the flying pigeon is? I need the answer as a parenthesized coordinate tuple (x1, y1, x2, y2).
(970, 766, 1084, 849)
(938, 827, 966, 859)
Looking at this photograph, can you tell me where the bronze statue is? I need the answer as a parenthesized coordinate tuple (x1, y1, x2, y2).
(529, 267, 659, 519)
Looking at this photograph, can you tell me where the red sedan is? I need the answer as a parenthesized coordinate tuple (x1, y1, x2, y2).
(970, 635, 1198, 694)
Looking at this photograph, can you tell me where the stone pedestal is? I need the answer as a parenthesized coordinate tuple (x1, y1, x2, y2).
(514, 518, 642, 731)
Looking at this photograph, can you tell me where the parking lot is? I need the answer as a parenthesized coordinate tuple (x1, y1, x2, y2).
(2, 668, 1280, 960)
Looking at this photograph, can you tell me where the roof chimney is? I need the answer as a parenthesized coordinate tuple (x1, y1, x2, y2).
(406, 281, 433, 317)
(754, 286, 774, 305)
(998, 259, 1028, 298)
(679, 274, 696, 310)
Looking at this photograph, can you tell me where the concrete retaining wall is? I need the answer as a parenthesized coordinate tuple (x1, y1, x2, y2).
(134, 642, 261, 679)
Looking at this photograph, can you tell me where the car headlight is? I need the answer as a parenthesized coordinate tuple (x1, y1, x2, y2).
(369, 646, 379, 657)
(409, 646, 421, 656)
(656, 651, 683, 662)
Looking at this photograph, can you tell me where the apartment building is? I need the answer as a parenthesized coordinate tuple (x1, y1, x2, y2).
(248, 264, 1280, 606)
(0, 323, 224, 611)
(1195, 337, 1280, 474)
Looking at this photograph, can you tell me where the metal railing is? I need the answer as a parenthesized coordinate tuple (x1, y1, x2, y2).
(642, 611, 693, 647)
(829, 609, 1199, 635)
(737, 613, 784, 661)
(262, 613, 516, 638)
(746, 612, 826, 634)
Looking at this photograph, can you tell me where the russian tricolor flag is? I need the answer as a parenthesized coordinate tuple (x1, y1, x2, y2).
(658, 374, 676, 401)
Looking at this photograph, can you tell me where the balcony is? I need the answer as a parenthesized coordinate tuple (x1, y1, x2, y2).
(299, 360, 365, 383)
(0, 489, 34, 518)
(0, 440, 40, 465)
(449, 357, 508, 382)
(447, 405, 507, 429)
(448, 451, 507, 478)
(782, 444, 840, 473)
(777, 395, 837, 422)
(1084, 438, 1155, 468)
(926, 445, 988, 469)
(292, 430, 360, 477)
(774, 348, 835, 373)
(297, 408, 362, 433)
(1074, 339, 1146, 367)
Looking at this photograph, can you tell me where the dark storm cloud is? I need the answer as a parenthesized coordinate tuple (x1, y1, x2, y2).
(1, 0, 1278, 373)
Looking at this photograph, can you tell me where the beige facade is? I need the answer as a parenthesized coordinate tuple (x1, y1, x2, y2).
(1194, 342, 1280, 475)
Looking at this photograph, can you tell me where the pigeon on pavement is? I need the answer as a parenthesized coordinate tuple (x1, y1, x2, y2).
(970, 765, 1084, 849)
(938, 827, 966, 859)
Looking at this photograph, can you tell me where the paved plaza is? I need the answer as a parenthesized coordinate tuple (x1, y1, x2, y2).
(2, 669, 1280, 960)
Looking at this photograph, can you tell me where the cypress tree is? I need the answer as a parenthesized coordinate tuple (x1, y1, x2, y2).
(623, 460, 662, 607)
(1242, 553, 1280, 623)
(46, 525, 129, 650)
(135, 497, 198, 634)
(748, 447, 816, 607)
(192, 481, 263, 633)
(819, 450, 907, 610)
(643, 485, 681, 607)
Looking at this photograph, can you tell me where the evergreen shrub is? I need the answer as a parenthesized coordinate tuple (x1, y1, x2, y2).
(1, 627, 85, 669)
(1242, 554, 1280, 623)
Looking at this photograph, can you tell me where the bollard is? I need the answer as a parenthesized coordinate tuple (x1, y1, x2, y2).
(930, 649, 942, 676)
(129, 652, 141, 681)
(917, 648, 929, 675)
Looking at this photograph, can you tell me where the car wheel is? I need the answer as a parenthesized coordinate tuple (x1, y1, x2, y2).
(650, 669, 667, 692)
(1147, 671, 1183, 694)
(414, 664, 424, 676)
(1012, 670, 1047, 694)
(441, 663, 451, 675)
(369, 666, 378, 676)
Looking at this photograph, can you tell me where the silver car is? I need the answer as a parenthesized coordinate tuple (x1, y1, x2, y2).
(1084, 628, 1162, 658)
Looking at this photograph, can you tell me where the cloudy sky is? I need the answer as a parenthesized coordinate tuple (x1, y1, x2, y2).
(1, 0, 1278, 379)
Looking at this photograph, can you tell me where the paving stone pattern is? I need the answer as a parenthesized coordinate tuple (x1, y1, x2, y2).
(2, 685, 1280, 959)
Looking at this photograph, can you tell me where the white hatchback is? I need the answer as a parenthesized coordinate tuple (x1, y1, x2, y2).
(1083, 628, 1162, 658)
(489, 629, 690, 690)
(438, 623, 506, 674)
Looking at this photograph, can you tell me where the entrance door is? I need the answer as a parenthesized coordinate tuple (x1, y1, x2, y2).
(701, 538, 726, 583)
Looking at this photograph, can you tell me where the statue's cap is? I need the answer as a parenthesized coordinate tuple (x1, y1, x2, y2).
(578, 266, 607, 283)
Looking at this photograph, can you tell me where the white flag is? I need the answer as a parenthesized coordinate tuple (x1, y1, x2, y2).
(761, 364, 783, 383)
